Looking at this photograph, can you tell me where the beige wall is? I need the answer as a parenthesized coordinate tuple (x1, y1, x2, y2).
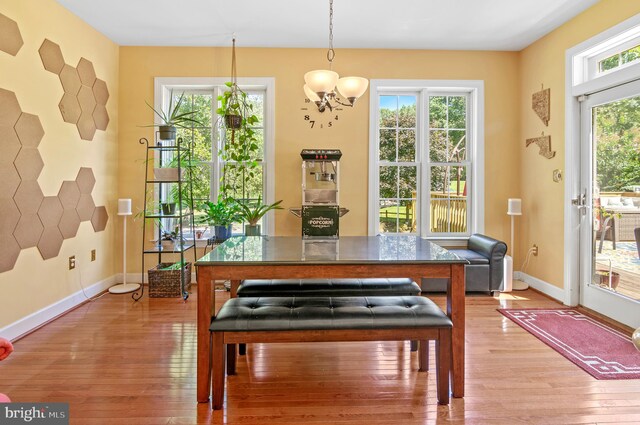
(519, 0, 640, 288)
(0, 0, 119, 329)
(119, 47, 521, 272)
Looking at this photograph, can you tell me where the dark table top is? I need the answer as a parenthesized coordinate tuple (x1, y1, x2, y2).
(196, 236, 466, 265)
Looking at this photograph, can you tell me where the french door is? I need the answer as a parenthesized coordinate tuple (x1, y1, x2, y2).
(578, 79, 640, 328)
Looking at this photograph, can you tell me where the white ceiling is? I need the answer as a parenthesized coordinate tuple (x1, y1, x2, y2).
(56, 0, 599, 51)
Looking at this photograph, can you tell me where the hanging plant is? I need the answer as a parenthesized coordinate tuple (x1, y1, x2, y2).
(217, 38, 261, 197)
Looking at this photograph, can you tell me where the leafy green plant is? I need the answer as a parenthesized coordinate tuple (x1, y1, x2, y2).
(200, 198, 241, 226)
(237, 196, 283, 226)
(218, 82, 261, 197)
(145, 91, 203, 128)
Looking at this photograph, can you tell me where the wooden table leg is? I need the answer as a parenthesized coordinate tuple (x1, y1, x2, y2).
(448, 264, 465, 398)
(229, 280, 243, 356)
(197, 266, 214, 403)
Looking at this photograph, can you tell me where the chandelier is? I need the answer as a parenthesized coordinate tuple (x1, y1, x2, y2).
(303, 0, 368, 113)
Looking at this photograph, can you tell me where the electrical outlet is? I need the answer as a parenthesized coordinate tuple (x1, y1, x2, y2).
(69, 255, 76, 270)
(532, 245, 539, 256)
(91, 249, 96, 261)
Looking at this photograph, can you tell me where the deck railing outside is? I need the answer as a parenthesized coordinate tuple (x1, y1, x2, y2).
(379, 193, 468, 234)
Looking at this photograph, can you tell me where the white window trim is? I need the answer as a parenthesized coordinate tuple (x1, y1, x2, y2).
(571, 13, 640, 94)
(153, 77, 276, 235)
(588, 35, 640, 77)
(565, 12, 640, 307)
(368, 79, 484, 239)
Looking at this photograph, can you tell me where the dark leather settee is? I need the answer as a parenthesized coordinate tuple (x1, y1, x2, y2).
(422, 233, 507, 294)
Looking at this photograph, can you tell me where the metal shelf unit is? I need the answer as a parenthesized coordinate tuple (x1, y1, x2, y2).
(135, 135, 197, 301)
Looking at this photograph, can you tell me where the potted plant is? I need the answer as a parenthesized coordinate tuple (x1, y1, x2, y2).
(237, 196, 283, 236)
(145, 90, 202, 141)
(217, 39, 261, 197)
(595, 269, 620, 289)
(201, 198, 241, 241)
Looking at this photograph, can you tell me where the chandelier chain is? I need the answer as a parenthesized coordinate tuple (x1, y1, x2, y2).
(327, 0, 335, 68)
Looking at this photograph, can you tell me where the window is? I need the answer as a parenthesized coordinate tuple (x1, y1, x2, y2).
(369, 80, 483, 238)
(598, 43, 640, 73)
(154, 78, 275, 234)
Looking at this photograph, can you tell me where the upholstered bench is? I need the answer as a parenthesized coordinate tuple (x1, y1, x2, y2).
(209, 295, 452, 409)
(237, 278, 422, 297)
(236, 278, 422, 354)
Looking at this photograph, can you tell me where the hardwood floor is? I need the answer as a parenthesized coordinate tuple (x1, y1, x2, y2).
(2, 288, 640, 424)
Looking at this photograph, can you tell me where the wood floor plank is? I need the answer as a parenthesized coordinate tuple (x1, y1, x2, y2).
(1, 288, 639, 424)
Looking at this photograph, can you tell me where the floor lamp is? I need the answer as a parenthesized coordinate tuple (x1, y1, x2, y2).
(109, 199, 141, 294)
(508, 198, 529, 291)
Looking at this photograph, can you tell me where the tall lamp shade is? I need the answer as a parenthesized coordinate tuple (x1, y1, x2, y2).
(109, 199, 141, 294)
(507, 198, 528, 291)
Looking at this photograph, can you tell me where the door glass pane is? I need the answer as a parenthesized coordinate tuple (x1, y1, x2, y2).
(591, 95, 640, 302)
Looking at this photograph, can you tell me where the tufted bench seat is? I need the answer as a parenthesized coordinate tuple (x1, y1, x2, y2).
(236, 278, 422, 354)
(209, 296, 452, 409)
(237, 278, 422, 297)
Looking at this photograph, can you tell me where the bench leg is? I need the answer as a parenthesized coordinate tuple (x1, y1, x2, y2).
(239, 343, 246, 355)
(212, 332, 225, 410)
(410, 340, 418, 352)
(226, 344, 237, 375)
(436, 329, 451, 405)
(418, 340, 429, 372)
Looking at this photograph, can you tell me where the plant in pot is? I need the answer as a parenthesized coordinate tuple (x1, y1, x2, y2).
(237, 196, 283, 236)
(217, 39, 261, 196)
(201, 198, 241, 241)
(145, 90, 202, 141)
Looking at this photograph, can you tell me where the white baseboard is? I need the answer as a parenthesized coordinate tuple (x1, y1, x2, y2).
(515, 271, 566, 303)
(0, 275, 116, 341)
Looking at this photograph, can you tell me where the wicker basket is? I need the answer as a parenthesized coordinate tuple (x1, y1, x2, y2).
(148, 262, 192, 298)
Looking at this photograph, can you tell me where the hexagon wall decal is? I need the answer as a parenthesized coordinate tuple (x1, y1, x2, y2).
(38, 39, 64, 74)
(0, 197, 20, 236)
(0, 126, 21, 165)
(0, 13, 23, 56)
(38, 227, 64, 260)
(0, 235, 21, 273)
(38, 39, 110, 140)
(75, 168, 96, 194)
(59, 209, 81, 239)
(14, 213, 44, 249)
(91, 206, 109, 232)
(14, 148, 44, 181)
(0, 88, 22, 127)
(58, 94, 81, 124)
(0, 88, 110, 270)
(38, 196, 64, 228)
(57, 181, 80, 209)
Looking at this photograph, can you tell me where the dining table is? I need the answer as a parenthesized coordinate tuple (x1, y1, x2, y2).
(195, 235, 467, 403)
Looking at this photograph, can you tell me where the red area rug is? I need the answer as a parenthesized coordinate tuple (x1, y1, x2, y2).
(498, 308, 640, 380)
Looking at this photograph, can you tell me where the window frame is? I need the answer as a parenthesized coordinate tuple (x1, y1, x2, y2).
(368, 80, 484, 240)
(153, 77, 276, 235)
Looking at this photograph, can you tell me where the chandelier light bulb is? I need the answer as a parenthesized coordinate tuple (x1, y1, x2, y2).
(304, 70, 339, 98)
(303, 84, 322, 102)
(336, 77, 369, 104)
